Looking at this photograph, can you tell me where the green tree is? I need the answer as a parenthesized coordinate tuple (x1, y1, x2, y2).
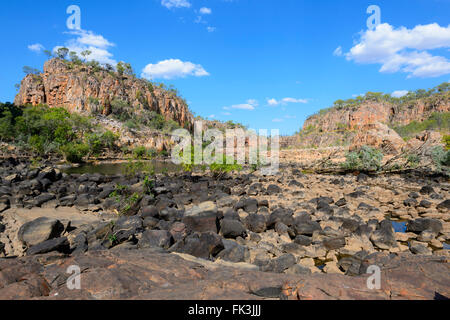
(56, 47, 69, 60)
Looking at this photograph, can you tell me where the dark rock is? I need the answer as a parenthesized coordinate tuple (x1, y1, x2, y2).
(419, 186, 435, 195)
(169, 222, 188, 242)
(404, 198, 418, 207)
(182, 201, 218, 233)
(407, 218, 442, 235)
(293, 220, 321, 236)
(141, 206, 159, 219)
(370, 220, 397, 250)
(408, 192, 419, 199)
(222, 209, 240, 221)
(243, 198, 258, 214)
(220, 219, 247, 239)
(143, 216, 159, 229)
(335, 198, 347, 207)
(138, 230, 173, 249)
(27, 237, 70, 256)
(409, 241, 432, 255)
(71, 233, 88, 255)
(169, 232, 224, 260)
(418, 200, 432, 208)
(294, 235, 312, 246)
(356, 173, 369, 182)
(217, 240, 249, 263)
(18, 217, 64, 247)
(244, 214, 267, 233)
(266, 184, 281, 195)
(436, 199, 450, 212)
(33, 193, 56, 207)
(323, 237, 346, 250)
(267, 208, 294, 228)
(348, 191, 365, 198)
(113, 216, 144, 243)
(286, 264, 312, 275)
(262, 254, 296, 273)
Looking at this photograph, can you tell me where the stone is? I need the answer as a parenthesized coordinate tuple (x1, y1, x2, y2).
(183, 201, 219, 233)
(417, 230, 435, 242)
(141, 206, 160, 219)
(18, 217, 64, 247)
(335, 198, 347, 207)
(409, 241, 432, 255)
(220, 219, 247, 239)
(436, 200, 450, 212)
(244, 214, 267, 233)
(262, 254, 296, 273)
(217, 241, 249, 263)
(169, 232, 224, 260)
(243, 198, 258, 214)
(404, 198, 418, 207)
(113, 216, 144, 243)
(419, 186, 435, 195)
(138, 230, 173, 250)
(370, 220, 397, 250)
(266, 184, 281, 195)
(293, 221, 321, 236)
(285, 264, 312, 275)
(294, 235, 312, 246)
(407, 218, 443, 235)
(418, 200, 432, 208)
(323, 237, 346, 250)
(26, 237, 70, 256)
(169, 222, 188, 242)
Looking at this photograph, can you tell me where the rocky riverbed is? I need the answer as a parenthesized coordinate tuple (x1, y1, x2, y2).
(0, 156, 449, 299)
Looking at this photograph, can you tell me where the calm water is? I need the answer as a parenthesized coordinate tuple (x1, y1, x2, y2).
(62, 160, 182, 176)
(391, 221, 407, 233)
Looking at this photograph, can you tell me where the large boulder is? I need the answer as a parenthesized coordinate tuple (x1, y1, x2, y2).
(407, 218, 443, 235)
(370, 220, 397, 250)
(169, 232, 224, 260)
(182, 201, 219, 233)
(18, 217, 64, 247)
(351, 122, 406, 155)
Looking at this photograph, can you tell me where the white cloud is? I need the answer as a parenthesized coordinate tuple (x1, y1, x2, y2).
(28, 43, 45, 53)
(333, 46, 343, 56)
(284, 115, 296, 119)
(208, 114, 216, 119)
(207, 26, 216, 33)
(200, 7, 212, 14)
(55, 29, 117, 66)
(267, 97, 308, 106)
(222, 112, 232, 116)
(392, 90, 409, 98)
(272, 118, 284, 123)
(161, 0, 191, 9)
(224, 99, 258, 111)
(141, 59, 209, 80)
(345, 23, 450, 78)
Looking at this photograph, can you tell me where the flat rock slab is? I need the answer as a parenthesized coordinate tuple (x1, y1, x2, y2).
(0, 250, 448, 300)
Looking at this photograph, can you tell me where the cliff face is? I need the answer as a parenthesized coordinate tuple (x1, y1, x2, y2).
(303, 100, 449, 132)
(14, 59, 193, 130)
(294, 97, 449, 153)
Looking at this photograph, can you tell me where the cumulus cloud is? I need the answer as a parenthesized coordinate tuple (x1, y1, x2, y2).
(223, 99, 258, 111)
(267, 97, 308, 106)
(141, 59, 209, 80)
(28, 43, 45, 53)
(392, 90, 409, 98)
(200, 7, 212, 14)
(207, 26, 216, 33)
(345, 23, 450, 78)
(54, 29, 116, 65)
(161, 0, 191, 9)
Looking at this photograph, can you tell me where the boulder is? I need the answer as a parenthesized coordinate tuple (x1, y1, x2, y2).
(370, 220, 397, 250)
(138, 230, 173, 249)
(169, 232, 224, 260)
(18, 217, 64, 247)
(220, 219, 247, 239)
(182, 201, 219, 233)
(26, 237, 70, 256)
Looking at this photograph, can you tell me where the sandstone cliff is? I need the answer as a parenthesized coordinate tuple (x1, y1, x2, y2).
(14, 58, 194, 130)
(293, 88, 449, 153)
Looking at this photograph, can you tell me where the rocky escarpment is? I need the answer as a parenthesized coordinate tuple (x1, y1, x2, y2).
(14, 58, 193, 130)
(293, 92, 449, 153)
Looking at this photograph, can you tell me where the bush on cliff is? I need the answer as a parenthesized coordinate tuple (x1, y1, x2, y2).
(342, 146, 383, 172)
(0, 103, 119, 162)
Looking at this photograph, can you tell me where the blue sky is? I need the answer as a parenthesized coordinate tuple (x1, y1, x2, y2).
(0, 0, 449, 135)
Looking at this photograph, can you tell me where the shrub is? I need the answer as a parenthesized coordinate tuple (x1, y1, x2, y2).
(431, 146, 450, 171)
(342, 146, 383, 172)
(61, 143, 89, 163)
(443, 135, 450, 150)
(133, 146, 148, 159)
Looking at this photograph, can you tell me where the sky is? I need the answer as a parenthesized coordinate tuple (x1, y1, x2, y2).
(0, 0, 449, 135)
